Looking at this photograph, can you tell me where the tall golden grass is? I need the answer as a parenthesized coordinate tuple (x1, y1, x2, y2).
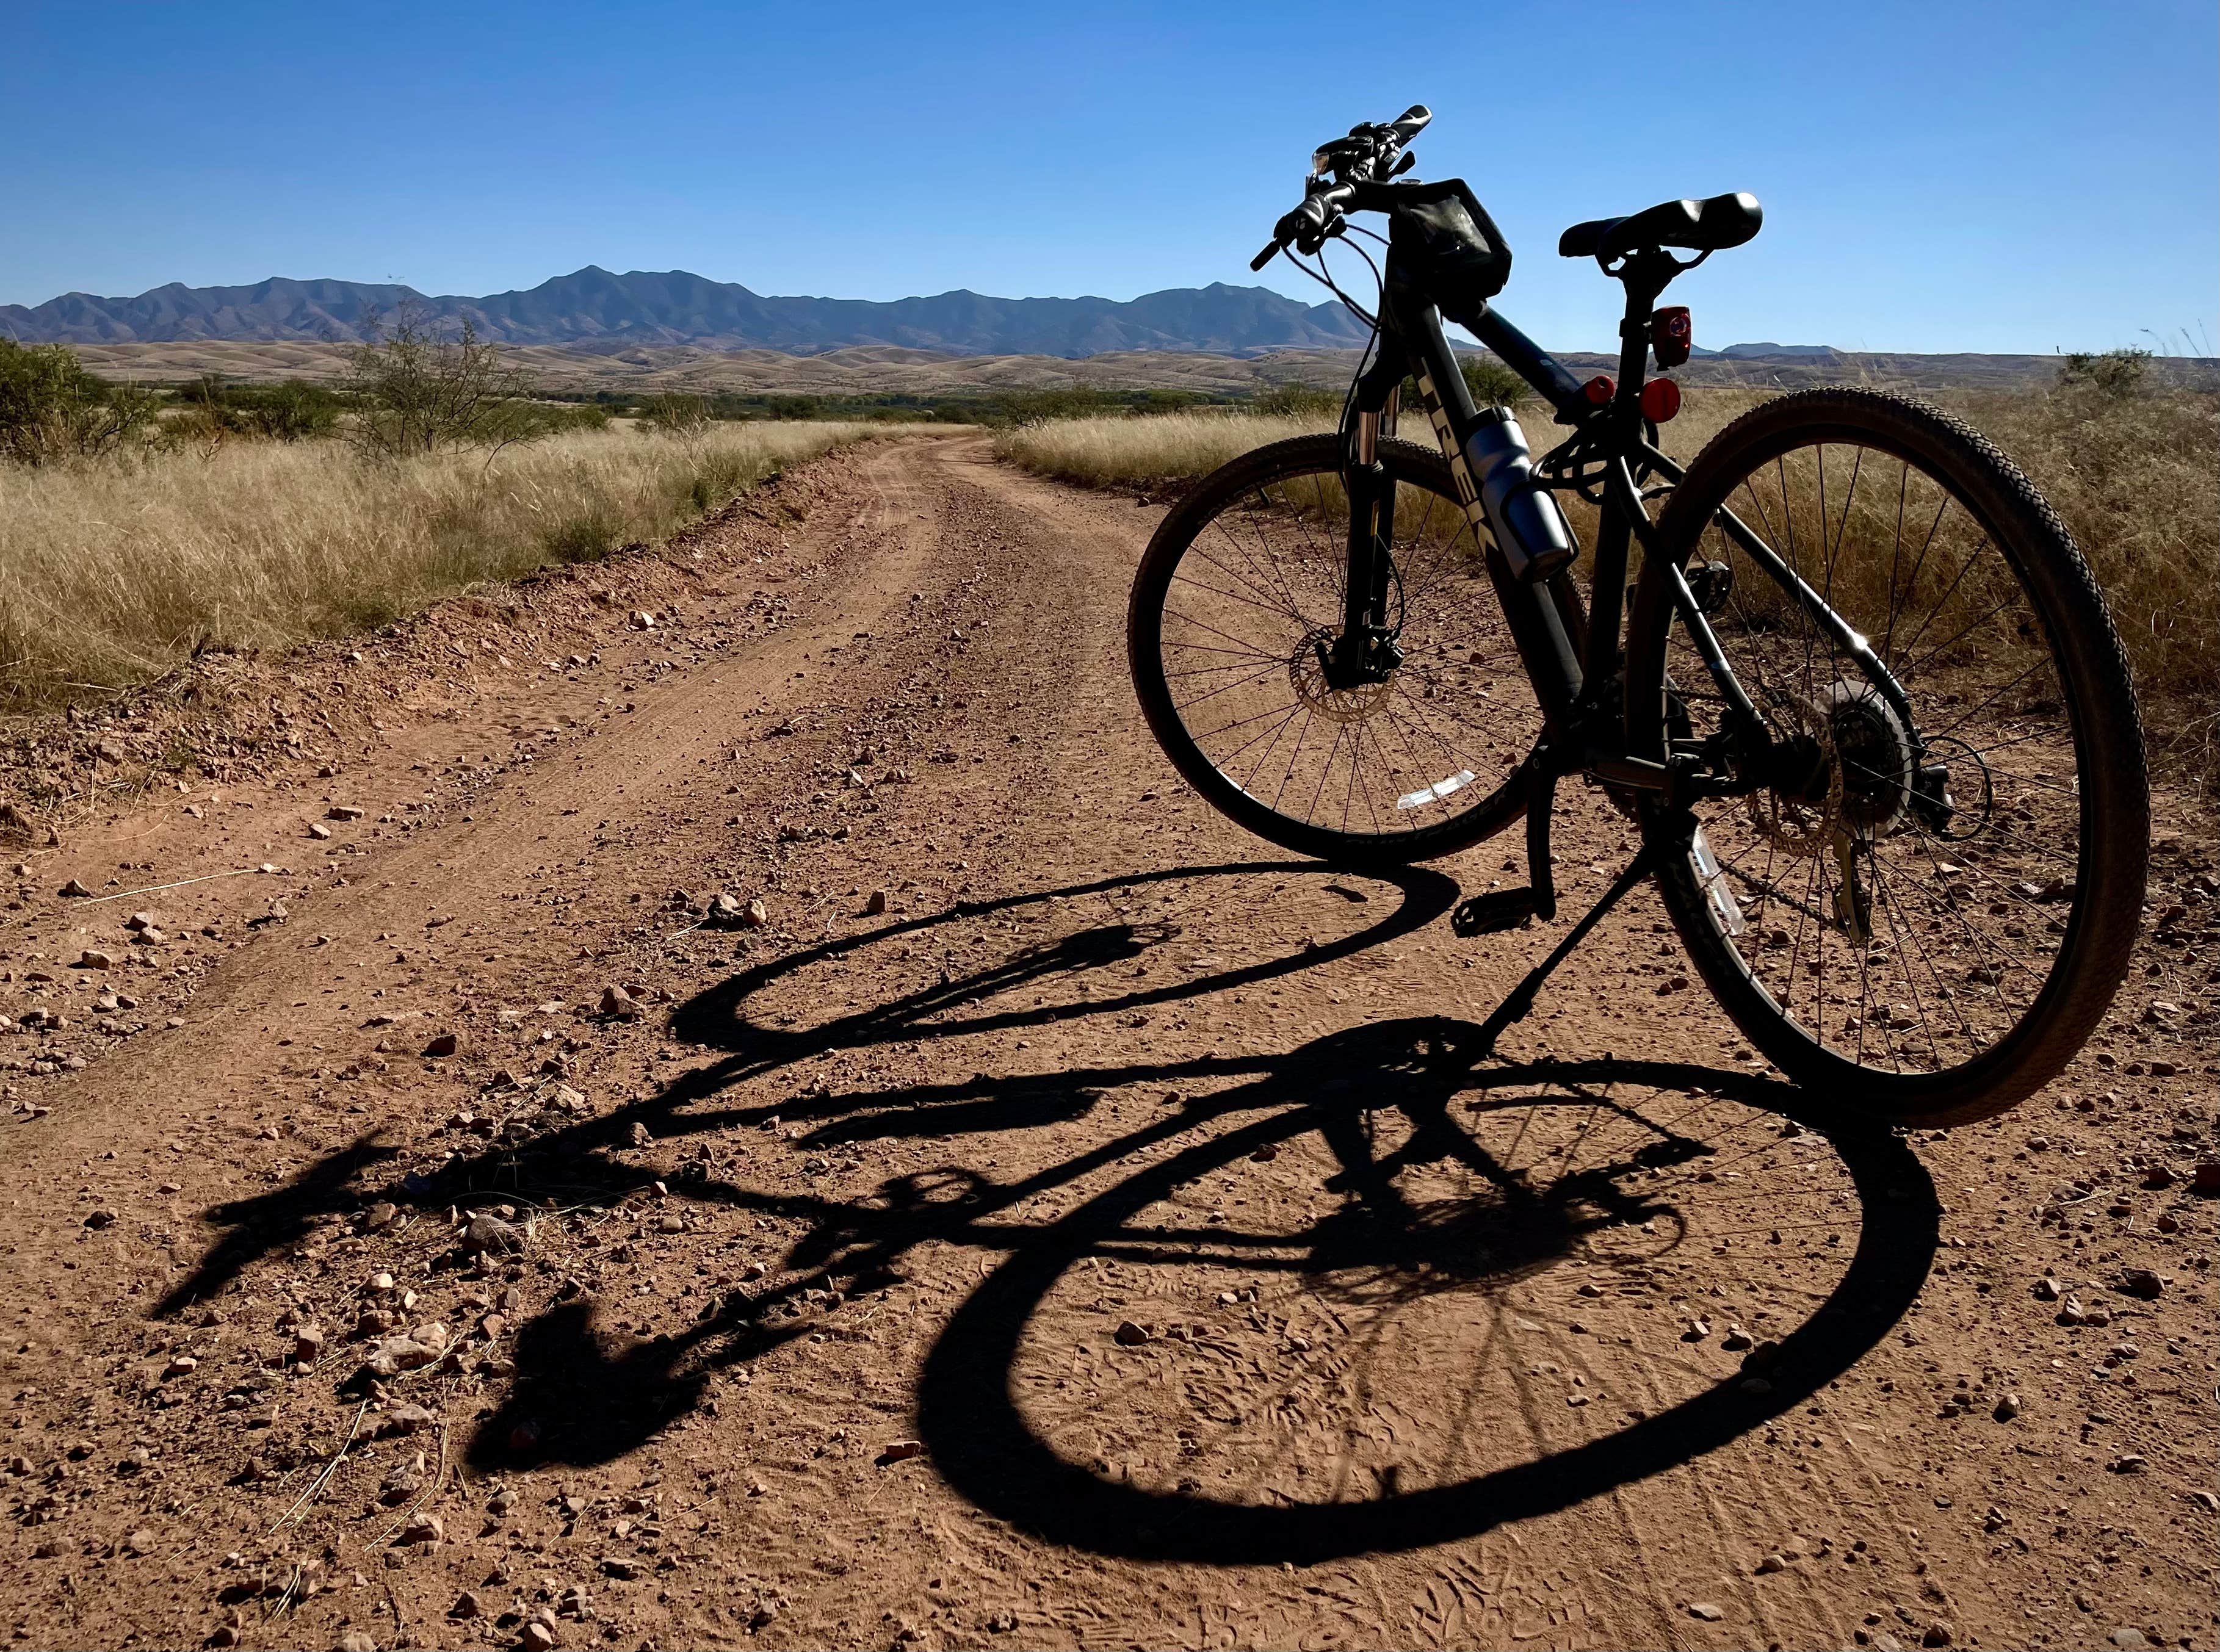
(1956, 385, 2216, 780)
(999, 385, 2217, 784)
(993, 410, 1329, 489)
(0, 422, 880, 710)
(991, 392, 1768, 488)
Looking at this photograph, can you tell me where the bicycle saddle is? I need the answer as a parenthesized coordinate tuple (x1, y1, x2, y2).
(1558, 192, 1762, 260)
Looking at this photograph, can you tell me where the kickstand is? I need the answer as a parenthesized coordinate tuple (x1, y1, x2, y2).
(1451, 747, 1561, 937)
(1469, 806, 1696, 1057)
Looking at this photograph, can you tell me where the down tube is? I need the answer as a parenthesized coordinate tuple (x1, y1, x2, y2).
(1395, 300, 1585, 733)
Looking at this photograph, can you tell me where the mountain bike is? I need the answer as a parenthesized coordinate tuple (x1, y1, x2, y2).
(1126, 106, 2148, 1125)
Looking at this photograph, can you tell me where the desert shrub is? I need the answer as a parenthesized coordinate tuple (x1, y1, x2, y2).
(2056, 346, 2150, 399)
(0, 339, 159, 465)
(1459, 353, 1535, 408)
(1250, 357, 1530, 422)
(513, 402, 610, 437)
(167, 375, 349, 447)
(342, 301, 540, 456)
(641, 393, 712, 435)
(1254, 383, 1343, 417)
(234, 379, 346, 441)
(969, 387, 1214, 427)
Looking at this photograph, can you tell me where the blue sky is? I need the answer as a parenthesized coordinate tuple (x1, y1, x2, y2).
(5, 0, 2213, 353)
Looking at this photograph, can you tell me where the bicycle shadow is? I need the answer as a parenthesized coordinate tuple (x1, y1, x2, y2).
(913, 1044, 1934, 1563)
(155, 856, 1937, 1564)
(153, 859, 1456, 1322)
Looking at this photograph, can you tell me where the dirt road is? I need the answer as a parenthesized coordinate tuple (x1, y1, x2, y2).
(1, 435, 2211, 1651)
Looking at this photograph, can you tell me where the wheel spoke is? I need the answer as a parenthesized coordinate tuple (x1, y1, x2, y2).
(1148, 447, 1540, 842)
(1646, 413, 2117, 1091)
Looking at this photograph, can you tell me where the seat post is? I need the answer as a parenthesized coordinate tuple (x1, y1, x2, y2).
(1610, 248, 1677, 426)
(1572, 247, 1680, 692)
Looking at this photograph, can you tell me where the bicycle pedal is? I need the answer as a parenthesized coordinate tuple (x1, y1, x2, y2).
(1452, 888, 1539, 936)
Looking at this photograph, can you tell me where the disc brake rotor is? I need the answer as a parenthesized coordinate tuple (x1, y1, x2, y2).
(1748, 695, 1843, 859)
(1290, 628, 1393, 724)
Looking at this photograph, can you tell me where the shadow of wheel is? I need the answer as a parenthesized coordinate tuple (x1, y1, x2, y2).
(917, 1024, 1938, 1564)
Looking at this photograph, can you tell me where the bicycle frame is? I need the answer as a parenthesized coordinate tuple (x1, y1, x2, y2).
(1334, 241, 1915, 801)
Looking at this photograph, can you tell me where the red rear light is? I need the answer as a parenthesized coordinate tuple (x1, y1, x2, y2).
(1640, 377, 1682, 422)
(1582, 374, 1616, 405)
(1651, 306, 1692, 368)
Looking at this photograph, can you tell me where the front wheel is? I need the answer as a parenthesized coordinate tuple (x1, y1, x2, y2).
(1127, 435, 1546, 864)
(1626, 388, 2148, 1125)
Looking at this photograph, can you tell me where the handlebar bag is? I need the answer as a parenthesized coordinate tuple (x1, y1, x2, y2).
(1389, 179, 1511, 331)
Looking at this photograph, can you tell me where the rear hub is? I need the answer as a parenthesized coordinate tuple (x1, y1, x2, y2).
(1824, 680, 1915, 839)
(1745, 680, 1918, 854)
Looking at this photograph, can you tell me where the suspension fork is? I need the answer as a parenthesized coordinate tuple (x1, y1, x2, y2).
(1339, 402, 1398, 645)
(1327, 345, 1413, 680)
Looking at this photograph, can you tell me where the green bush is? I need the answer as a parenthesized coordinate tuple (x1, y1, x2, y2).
(2057, 346, 2151, 398)
(223, 380, 347, 441)
(1252, 355, 1529, 425)
(512, 402, 610, 437)
(0, 339, 159, 465)
(1458, 353, 1534, 408)
(170, 375, 348, 444)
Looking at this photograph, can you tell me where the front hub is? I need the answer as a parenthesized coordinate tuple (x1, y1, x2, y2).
(1293, 628, 1397, 722)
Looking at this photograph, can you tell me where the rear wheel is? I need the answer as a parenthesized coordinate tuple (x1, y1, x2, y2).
(1627, 389, 2148, 1124)
(1128, 435, 1544, 864)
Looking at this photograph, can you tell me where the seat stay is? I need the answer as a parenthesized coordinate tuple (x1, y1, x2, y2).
(1612, 437, 1909, 729)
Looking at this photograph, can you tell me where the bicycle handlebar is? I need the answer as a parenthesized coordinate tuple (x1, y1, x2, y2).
(1251, 106, 1431, 270)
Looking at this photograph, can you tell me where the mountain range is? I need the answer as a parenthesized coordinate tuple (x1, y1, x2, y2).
(0, 267, 1381, 358)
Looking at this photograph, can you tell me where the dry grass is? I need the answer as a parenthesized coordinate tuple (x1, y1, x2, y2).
(1946, 385, 2217, 782)
(0, 422, 881, 710)
(994, 410, 1327, 489)
(1000, 385, 2217, 785)
(992, 391, 1774, 491)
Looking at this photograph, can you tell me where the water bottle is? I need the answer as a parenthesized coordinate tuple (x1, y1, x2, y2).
(1464, 407, 1575, 583)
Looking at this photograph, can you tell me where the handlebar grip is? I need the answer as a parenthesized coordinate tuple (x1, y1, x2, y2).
(1250, 240, 1282, 272)
(1389, 104, 1431, 139)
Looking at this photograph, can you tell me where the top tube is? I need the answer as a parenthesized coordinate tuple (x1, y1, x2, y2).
(1466, 309, 1588, 419)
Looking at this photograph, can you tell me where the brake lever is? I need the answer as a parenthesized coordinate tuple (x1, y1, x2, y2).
(1293, 213, 1346, 256)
